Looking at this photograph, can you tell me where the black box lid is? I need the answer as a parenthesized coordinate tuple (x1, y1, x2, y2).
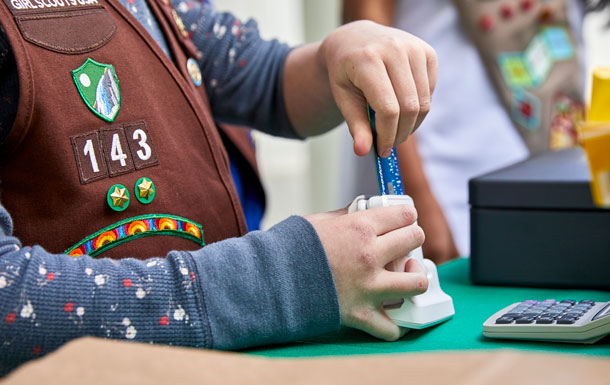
(469, 147, 604, 210)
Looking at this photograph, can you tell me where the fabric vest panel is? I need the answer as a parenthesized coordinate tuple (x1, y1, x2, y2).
(0, 0, 249, 259)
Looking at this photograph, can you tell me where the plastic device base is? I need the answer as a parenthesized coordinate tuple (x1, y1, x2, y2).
(348, 195, 455, 329)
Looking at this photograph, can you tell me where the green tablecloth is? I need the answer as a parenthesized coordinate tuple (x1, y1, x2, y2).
(247, 258, 610, 358)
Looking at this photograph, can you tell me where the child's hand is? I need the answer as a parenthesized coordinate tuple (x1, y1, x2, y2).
(305, 204, 428, 341)
(318, 20, 437, 158)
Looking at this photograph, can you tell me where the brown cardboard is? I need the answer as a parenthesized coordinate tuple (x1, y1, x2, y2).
(3, 338, 609, 385)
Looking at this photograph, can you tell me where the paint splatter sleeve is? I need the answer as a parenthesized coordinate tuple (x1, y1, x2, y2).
(0, 203, 340, 375)
(174, 0, 297, 138)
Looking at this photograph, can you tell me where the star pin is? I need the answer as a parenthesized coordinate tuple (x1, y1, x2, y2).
(107, 184, 130, 211)
(135, 177, 155, 204)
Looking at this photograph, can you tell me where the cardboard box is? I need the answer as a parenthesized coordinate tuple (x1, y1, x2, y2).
(3, 338, 609, 385)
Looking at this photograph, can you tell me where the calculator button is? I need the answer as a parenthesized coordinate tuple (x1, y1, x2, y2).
(557, 317, 577, 324)
(522, 300, 539, 305)
(522, 311, 543, 317)
(495, 317, 515, 324)
(540, 313, 559, 318)
(503, 313, 524, 318)
(515, 317, 535, 324)
(536, 317, 555, 324)
(572, 305, 591, 312)
(531, 306, 550, 311)
(563, 312, 582, 319)
(560, 300, 577, 305)
(544, 309, 563, 314)
(541, 299, 557, 305)
(578, 300, 596, 305)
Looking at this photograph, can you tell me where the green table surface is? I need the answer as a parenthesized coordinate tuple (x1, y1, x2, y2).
(247, 258, 610, 358)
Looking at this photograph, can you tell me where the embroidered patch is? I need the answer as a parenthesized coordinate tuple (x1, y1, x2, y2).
(71, 130, 109, 184)
(4, 0, 100, 12)
(549, 93, 583, 150)
(99, 125, 135, 176)
(65, 214, 204, 257)
(542, 27, 574, 61)
(124, 121, 160, 170)
(70, 120, 159, 185)
(524, 34, 553, 86)
(498, 53, 533, 88)
(72, 58, 121, 122)
(511, 88, 541, 131)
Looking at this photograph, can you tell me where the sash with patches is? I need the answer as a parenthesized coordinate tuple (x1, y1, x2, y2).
(452, 0, 584, 154)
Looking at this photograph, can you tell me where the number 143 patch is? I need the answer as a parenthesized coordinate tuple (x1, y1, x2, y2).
(70, 120, 159, 184)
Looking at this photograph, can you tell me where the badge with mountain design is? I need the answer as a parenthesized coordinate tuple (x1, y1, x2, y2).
(72, 58, 121, 122)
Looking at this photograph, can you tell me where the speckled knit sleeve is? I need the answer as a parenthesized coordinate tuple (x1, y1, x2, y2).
(0, 203, 340, 375)
(172, 0, 297, 138)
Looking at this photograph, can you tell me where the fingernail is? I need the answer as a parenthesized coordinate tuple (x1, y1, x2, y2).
(381, 149, 392, 158)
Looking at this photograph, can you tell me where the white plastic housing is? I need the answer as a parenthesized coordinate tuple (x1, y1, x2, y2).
(348, 195, 455, 329)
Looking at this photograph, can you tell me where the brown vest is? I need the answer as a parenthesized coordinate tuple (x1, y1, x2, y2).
(0, 0, 255, 259)
(453, 0, 584, 154)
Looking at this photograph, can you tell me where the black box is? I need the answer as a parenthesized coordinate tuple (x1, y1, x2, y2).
(469, 147, 610, 290)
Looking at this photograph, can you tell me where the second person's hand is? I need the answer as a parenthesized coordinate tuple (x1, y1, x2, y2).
(319, 20, 438, 157)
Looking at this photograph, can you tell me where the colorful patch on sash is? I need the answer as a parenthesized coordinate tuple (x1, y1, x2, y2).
(511, 89, 541, 131)
(549, 93, 583, 150)
(65, 214, 204, 257)
(542, 27, 574, 61)
(498, 26, 575, 89)
(524, 34, 553, 86)
(72, 58, 121, 122)
(498, 53, 533, 88)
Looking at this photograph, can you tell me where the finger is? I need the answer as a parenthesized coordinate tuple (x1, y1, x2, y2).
(384, 46, 420, 145)
(413, 44, 438, 133)
(404, 256, 426, 274)
(354, 307, 404, 341)
(425, 43, 438, 95)
(406, 45, 430, 136)
(352, 204, 418, 235)
(343, 57, 399, 157)
(331, 84, 373, 156)
(375, 270, 429, 299)
(376, 224, 425, 265)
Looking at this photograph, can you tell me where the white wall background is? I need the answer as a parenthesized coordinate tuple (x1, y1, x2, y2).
(214, 0, 344, 229)
(213, 0, 610, 229)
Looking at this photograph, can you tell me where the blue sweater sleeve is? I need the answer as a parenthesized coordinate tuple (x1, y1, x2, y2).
(173, 0, 298, 138)
(0, 204, 340, 375)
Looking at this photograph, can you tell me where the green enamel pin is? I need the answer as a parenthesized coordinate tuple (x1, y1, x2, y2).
(72, 58, 121, 122)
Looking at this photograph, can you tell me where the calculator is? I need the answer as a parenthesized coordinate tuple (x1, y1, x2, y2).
(483, 299, 610, 344)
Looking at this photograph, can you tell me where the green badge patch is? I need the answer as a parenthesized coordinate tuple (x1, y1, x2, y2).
(72, 58, 121, 122)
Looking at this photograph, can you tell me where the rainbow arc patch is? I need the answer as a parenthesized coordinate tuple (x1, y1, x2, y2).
(66, 214, 204, 257)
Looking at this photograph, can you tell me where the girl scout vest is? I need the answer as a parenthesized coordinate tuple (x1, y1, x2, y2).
(0, 0, 256, 259)
(453, 0, 584, 154)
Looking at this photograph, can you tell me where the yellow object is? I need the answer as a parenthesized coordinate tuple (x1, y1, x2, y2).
(587, 67, 610, 122)
(580, 67, 610, 207)
(110, 186, 129, 208)
(580, 124, 610, 206)
(137, 179, 154, 199)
